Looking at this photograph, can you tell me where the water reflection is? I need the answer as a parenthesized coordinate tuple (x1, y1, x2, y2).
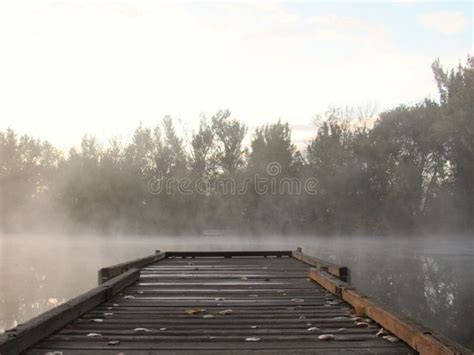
(0, 234, 472, 349)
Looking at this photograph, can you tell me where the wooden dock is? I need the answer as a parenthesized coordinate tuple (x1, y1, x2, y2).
(0, 250, 470, 355)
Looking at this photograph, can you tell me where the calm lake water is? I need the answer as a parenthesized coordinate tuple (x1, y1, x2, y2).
(0, 234, 473, 350)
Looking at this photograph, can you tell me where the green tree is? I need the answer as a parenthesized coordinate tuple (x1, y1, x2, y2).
(211, 110, 247, 175)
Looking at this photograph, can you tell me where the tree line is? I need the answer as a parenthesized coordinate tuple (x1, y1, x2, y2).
(1, 58, 472, 235)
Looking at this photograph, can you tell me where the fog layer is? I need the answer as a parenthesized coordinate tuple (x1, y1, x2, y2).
(1, 234, 473, 350)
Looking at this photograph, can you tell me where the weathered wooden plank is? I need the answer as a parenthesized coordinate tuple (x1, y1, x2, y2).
(85, 311, 349, 318)
(69, 318, 372, 326)
(97, 303, 345, 309)
(165, 251, 293, 258)
(292, 248, 349, 282)
(0, 269, 139, 355)
(87, 309, 349, 315)
(79, 315, 349, 322)
(139, 274, 307, 279)
(308, 268, 471, 355)
(98, 252, 166, 284)
(28, 339, 411, 350)
(25, 348, 417, 355)
(70, 323, 361, 329)
(142, 266, 309, 270)
(113, 293, 329, 299)
(156, 259, 302, 263)
(135, 283, 312, 288)
(57, 328, 377, 336)
(122, 289, 329, 295)
(98, 303, 342, 309)
(93, 304, 346, 311)
(307, 267, 350, 298)
(45, 334, 386, 343)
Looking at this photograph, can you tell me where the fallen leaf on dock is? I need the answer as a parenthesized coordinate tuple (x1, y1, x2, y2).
(185, 308, 206, 315)
(245, 337, 261, 341)
(333, 316, 349, 320)
(123, 295, 135, 299)
(160, 327, 167, 331)
(112, 303, 119, 307)
(134, 327, 153, 333)
(203, 314, 214, 319)
(376, 328, 389, 337)
(214, 297, 224, 301)
(318, 334, 335, 340)
(383, 335, 399, 342)
(356, 322, 370, 328)
(218, 309, 233, 315)
(250, 325, 258, 329)
(307, 327, 320, 332)
(337, 328, 346, 332)
(87, 333, 102, 337)
(108, 340, 120, 345)
(103, 312, 114, 316)
(290, 298, 304, 303)
(92, 319, 103, 323)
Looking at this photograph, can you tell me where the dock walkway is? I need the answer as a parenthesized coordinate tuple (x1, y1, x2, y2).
(0, 250, 470, 354)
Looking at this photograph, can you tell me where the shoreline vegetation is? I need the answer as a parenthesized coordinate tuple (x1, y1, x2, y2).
(1, 58, 473, 236)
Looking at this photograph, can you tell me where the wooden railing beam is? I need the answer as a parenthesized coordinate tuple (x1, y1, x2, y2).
(308, 267, 471, 355)
(0, 269, 139, 355)
(292, 248, 350, 282)
(98, 251, 165, 284)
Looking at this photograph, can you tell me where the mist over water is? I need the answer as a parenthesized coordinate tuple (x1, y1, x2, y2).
(0, 233, 472, 350)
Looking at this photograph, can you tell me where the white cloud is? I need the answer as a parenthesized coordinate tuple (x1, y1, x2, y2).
(420, 11, 470, 35)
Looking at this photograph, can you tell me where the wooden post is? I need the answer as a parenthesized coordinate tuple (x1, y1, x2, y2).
(292, 248, 350, 282)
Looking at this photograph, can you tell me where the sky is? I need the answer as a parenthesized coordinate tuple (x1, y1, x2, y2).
(0, 0, 472, 149)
